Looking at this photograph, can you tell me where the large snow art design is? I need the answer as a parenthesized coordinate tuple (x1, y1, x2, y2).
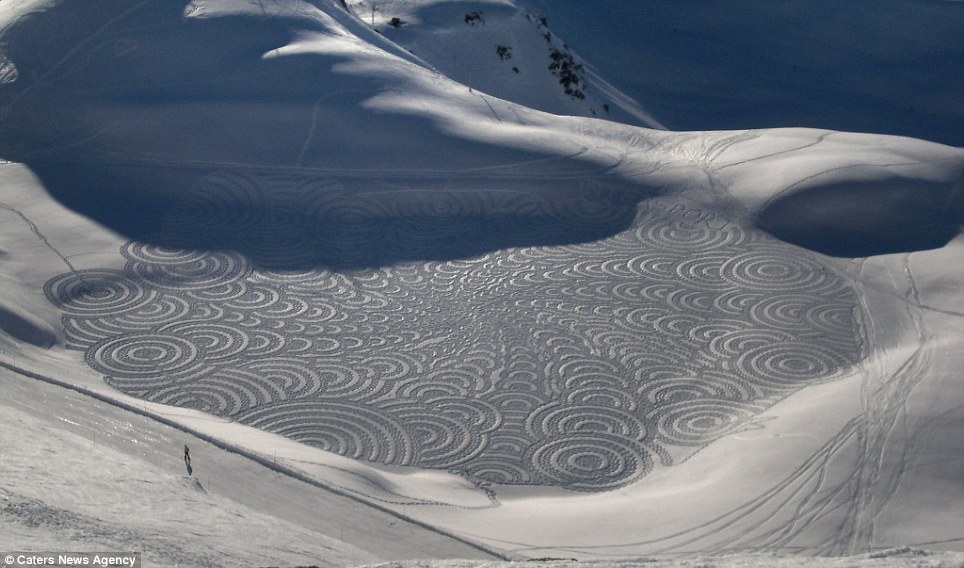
(44, 171, 864, 491)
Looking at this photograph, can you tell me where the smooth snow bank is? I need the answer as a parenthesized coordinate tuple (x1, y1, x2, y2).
(0, 303, 55, 347)
(0, 362, 501, 567)
(696, 129, 964, 256)
(357, 551, 964, 568)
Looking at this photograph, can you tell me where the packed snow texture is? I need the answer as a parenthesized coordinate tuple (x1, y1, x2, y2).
(43, 186, 864, 492)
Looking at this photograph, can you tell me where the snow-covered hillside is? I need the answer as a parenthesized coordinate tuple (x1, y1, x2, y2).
(535, 0, 964, 146)
(0, 1, 962, 566)
(342, 0, 663, 128)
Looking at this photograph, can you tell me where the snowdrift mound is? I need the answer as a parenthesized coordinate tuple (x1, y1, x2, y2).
(757, 177, 964, 257)
(0, 303, 55, 347)
(703, 129, 964, 257)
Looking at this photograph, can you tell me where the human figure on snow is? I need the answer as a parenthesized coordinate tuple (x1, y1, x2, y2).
(184, 444, 193, 476)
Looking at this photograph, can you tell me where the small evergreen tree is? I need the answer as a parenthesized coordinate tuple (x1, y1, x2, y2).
(464, 11, 484, 26)
(548, 48, 585, 99)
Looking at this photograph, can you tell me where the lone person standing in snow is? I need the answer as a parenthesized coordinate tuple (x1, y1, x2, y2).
(184, 444, 193, 476)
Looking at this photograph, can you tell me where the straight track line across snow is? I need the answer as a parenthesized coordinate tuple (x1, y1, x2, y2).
(0, 356, 514, 561)
(27, 155, 621, 182)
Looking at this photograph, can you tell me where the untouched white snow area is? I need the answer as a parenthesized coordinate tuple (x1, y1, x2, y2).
(0, 1, 962, 567)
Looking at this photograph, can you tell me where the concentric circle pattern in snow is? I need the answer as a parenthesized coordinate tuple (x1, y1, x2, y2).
(45, 172, 863, 492)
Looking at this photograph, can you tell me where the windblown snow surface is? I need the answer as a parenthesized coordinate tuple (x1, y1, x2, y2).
(0, 1, 962, 567)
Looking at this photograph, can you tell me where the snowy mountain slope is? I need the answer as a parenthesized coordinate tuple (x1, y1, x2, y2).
(0, 363, 502, 567)
(0, 0, 962, 565)
(342, 0, 664, 128)
(535, 0, 964, 146)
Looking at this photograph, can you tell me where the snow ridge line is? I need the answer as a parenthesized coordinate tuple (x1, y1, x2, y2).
(23, 155, 612, 181)
(0, 201, 77, 272)
(0, 357, 514, 562)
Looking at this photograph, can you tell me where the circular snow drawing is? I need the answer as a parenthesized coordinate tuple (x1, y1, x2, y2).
(46, 172, 864, 491)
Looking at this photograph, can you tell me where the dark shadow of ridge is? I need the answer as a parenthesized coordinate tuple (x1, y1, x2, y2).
(0, 1, 330, 105)
(0, 0, 649, 269)
(29, 161, 645, 270)
(757, 180, 964, 257)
